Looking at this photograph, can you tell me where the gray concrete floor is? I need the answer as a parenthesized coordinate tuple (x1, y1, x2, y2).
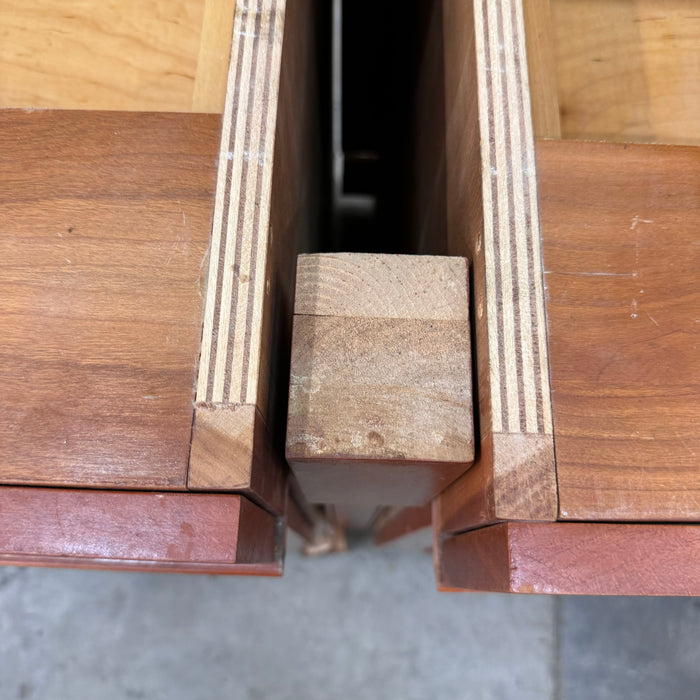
(0, 533, 698, 700)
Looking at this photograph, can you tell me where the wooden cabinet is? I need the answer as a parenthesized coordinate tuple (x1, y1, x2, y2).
(1, 0, 698, 592)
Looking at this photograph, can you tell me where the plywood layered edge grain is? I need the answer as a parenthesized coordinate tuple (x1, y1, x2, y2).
(417, 0, 557, 534)
(0, 488, 282, 575)
(189, 0, 322, 512)
(436, 522, 700, 595)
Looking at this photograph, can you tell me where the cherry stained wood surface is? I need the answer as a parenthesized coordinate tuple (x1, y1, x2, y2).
(0, 0, 237, 113)
(374, 503, 432, 546)
(0, 487, 281, 574)
(0, 109, 220, 489)
(539, 140, 700, 521)
(436, 522, 700, 595)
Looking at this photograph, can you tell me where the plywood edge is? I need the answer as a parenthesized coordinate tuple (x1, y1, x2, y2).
(0, 487, 282, 575)
(437, 523, 700, 595)
(188, 404, 287, 515)
(195, 0, 287, 408)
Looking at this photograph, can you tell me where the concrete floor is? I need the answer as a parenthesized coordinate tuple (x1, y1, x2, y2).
(0, 534, 698, 700)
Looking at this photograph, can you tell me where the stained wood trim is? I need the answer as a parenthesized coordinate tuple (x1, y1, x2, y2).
(436, 522, 700, 595)
(0, 488, 282, 575)
(196, 0, 285, 407)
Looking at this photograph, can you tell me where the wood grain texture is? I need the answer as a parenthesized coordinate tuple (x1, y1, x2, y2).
(0, 0, 236, 112)
(196, 0, 286, 407)
(190, 0, 322, 509)
(437, 522, 700, 595)
(0, 488, 281, 574)
(418, 0, 557, 533)
(294, 254, 469, 320)
(549, 0, 700, 145)
(522, 0, 561, 138)
(539, 139, 700, 521)
(193, 0, 238, 112)
(188, 404, 286, 515)
(287, 254, 474, 507)
(0, 109, 219, 489)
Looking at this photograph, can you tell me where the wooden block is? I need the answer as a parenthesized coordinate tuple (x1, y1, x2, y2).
(538, 139, 700, 521)
(286, 253, 474, 507)
(0, 487, 282, 575)
(0, 109, 219, 489)
(436, 522, 700, 596)
(0, 0, 236, 112)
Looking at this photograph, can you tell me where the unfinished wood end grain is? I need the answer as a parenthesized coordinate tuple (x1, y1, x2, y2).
(189, 405, 286, 515)
(286, 254, 474, 506)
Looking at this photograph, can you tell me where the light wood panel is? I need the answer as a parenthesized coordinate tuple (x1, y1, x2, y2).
(0, 0, 235, 112)
(413, 0, 557, 534)
(0, 109, 219, 489)
(545, 0, 700, 144)
(437, 522, 700, 595)
(539, 139, 700, 521)
(0, 488, 281, 574)
(189, 0, 322, 504)
(522, 0, 561, 138)
(286, 254, 474, 507)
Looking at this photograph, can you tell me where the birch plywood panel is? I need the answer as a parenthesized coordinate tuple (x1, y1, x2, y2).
(189, 0, 323, 512)
(0, 0, 236, 112)
(414, 0, 557, 534)
(0, 109, 219, 488)
(539, 139, 700, 521)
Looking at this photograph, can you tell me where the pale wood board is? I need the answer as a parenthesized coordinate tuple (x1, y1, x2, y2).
(0, 0, 236, 112)
(522, 0, 561, 138)
(549, 0, 700, 144)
